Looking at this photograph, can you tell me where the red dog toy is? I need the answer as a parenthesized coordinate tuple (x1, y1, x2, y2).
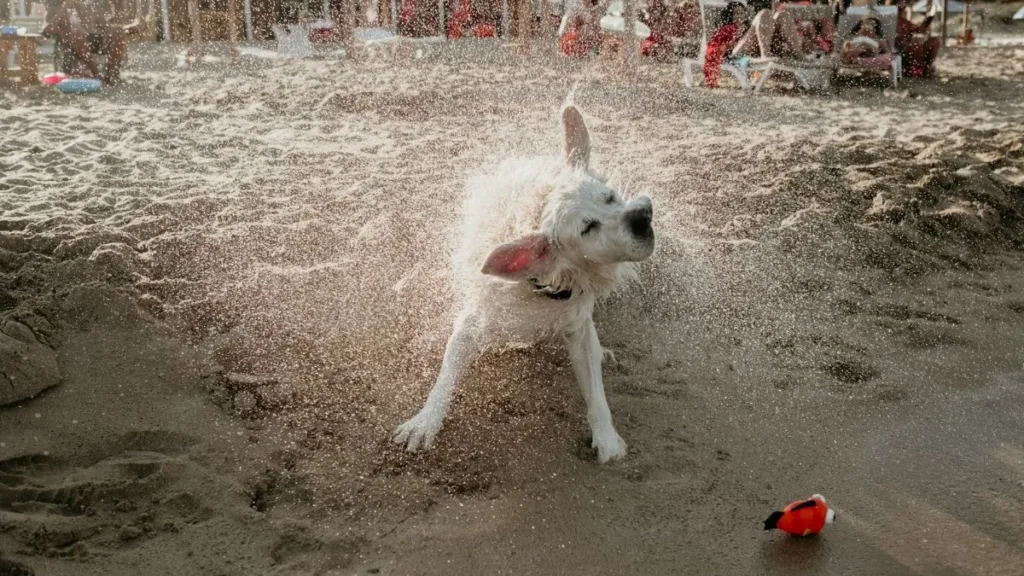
(764, 494, 835, 536)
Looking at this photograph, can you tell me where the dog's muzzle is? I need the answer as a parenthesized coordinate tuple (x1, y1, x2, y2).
(625, 198, 654, 241)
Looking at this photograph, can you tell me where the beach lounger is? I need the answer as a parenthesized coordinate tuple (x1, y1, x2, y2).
(600, 0, 652, 37)
(744, 4, 836, 91)
(359, 29, 444, 59)
(835, 9, 902, 88)
(273, 23, 315, 58)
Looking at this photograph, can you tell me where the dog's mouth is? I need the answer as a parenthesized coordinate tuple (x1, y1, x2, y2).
(628, 234, 656, 261)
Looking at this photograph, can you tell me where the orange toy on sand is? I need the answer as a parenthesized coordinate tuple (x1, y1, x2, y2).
(764, 494, 835, 536)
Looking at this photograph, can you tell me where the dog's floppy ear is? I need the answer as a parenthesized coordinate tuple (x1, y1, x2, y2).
(481, 234, 554, 280)
(562, 105, 591, 170)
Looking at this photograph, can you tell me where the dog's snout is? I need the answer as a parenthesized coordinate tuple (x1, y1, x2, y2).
(625, 198, 654, 238)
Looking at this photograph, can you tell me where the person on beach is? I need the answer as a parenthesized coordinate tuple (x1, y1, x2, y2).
(892, 0, 939, 77)
(705, 1, 833, 87)
(703, 1, 748, 87)
(730, 2, 833, 59)
(840, 16, 890, 64)
(639, 0, 701, 60)
(560, 0, 609, 57)
(43, 0, 126, 84)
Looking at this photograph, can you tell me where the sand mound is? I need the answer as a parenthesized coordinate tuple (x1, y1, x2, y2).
(0, 319, 59, 406)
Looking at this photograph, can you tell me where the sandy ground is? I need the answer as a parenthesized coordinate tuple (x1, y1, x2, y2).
(1, 29, 1024, 575)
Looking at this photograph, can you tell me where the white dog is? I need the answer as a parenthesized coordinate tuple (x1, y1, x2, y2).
(393, 105, 655, 463)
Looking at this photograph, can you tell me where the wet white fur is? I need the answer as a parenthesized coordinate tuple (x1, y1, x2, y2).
(393, 105, 655, 463)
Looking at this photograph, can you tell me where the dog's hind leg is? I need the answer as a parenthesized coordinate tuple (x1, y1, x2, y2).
(393, 310, 480, 452)
(567, 318, 628, 463)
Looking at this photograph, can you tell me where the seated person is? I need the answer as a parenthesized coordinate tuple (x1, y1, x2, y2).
(840, 16, 890, 64)
(446, 0, 472, 38)
(703, 1, 748, 87)
(667, 0, 701, 39)
(731, 4, 831, 59)
(640, 0, 671, 58)
(892, 0, 938, 76)
(560, 0, 609, 58)
(640, 0, 701, 59)
(43, 0, 126, 83)
(704, 2, 832, 88)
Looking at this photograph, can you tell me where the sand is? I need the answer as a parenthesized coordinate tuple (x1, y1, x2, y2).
(1, 28, 1024, 575)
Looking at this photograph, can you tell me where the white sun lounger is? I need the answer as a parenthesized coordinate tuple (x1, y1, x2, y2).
(745, 4, 837, 91)
(835, 11, 902, 88)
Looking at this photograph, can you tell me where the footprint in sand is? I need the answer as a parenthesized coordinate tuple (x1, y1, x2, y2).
(0, 430, 198, 559)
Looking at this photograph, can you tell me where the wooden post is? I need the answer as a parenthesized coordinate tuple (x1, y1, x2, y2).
(160, 0, 171, 40)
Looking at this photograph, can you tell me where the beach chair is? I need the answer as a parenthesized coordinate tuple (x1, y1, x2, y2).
(359, 28, 444, 59)
(681, 0, 749, 89)
(600, 0, 651, 37)
(835, 7, 901, 88)
(745, 4, 836, 91)
(273, 23, 315, 58)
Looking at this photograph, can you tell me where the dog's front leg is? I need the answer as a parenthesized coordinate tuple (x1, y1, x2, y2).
(393, 311, 480, 452)
(567, 317, 627, 463)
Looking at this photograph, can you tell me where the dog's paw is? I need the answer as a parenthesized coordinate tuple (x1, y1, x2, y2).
(601, 347, 617, 365)
(592, 428, 628, 464)
(392, 411, 443, 452)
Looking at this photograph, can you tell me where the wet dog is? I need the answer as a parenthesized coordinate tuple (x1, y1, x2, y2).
(393, 105, 655, 463)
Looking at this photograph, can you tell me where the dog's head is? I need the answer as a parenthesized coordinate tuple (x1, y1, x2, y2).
(481, 106, 655, 291)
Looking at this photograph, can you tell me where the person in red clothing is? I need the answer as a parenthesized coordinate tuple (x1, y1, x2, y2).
(639, 0, 701, 59)
(560, 0, 608, 57)
(705, 2, 833, 87)
(640, 0, 672, 59)
(447, 0, 473, 38)
(703, 1, 749, 87)
(892, 0, 939, 76)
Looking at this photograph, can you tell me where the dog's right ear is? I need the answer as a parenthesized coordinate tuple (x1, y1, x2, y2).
(562, 106, 591, 170)
(481, 234, 553, 280)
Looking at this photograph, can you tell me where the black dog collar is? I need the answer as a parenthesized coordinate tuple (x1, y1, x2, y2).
(530, 280, 573, 300)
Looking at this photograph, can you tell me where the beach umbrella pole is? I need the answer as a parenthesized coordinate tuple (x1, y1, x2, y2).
(243, 0, 253, 40)
(391, 0, 398, 32)
(228, 0, 239, 56)
(502, 0, 509, 37)
(621, 0, 636, 73)
(439, 0, 445, 36)
(160, 0, 170, 40)
(187, 0, 202, 60)
(940, 0, 948, 47)
(962, 0, 969, 39)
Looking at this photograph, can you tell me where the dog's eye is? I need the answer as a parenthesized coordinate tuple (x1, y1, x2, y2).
(605, 194, 616, 205)
(582, 220, 600, 235)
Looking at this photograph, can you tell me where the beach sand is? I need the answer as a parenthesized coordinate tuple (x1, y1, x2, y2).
(1, 34, 1024, 575)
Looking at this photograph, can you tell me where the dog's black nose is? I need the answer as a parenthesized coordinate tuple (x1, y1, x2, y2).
(625, 203, 653, 239)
